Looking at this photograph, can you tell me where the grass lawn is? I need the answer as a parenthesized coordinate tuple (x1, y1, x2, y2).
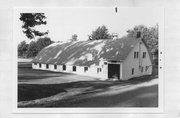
(18, 60, 158, 107)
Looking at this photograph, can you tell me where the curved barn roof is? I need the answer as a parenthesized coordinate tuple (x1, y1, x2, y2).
(32, 36, 139, 66)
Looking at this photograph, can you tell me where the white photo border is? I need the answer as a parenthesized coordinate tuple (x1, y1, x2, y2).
(12, 7, 164, 114)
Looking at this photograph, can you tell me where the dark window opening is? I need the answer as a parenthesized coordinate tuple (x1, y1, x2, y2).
(97, 68, 102, 73)
(134, 52, 139, 58)
(104, 62, 107, 65)
(145, 66, 149, 71)
(141, 67, 144, 72)
(54, 65, 57, 69)
(63, 65, 66, 70)
(73, 66, 76, 72)
(134, 52, 136, 58)
(34, 63, 37, 65)
(143, 52, 146, 58)
(132, 68, 134, 75)
(39, 63, 41, 68)
(84, 67, 88, 72)
(46, 64, 49, 69)
(137, 52, 139, 58)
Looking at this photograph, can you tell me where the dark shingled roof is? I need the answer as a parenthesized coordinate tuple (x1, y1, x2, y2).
(32, 36, 139, 66)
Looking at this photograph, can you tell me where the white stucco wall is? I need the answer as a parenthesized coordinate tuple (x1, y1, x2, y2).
(122, 40, 152, 80)
(32, 62, 108, 80)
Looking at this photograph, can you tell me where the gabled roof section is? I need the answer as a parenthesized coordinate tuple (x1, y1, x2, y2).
(32, 36, 140, 66)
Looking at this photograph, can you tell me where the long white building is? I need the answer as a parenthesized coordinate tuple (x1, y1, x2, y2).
(32, 33, 152, 80)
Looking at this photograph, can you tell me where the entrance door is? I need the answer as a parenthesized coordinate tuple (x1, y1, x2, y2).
(108, 64, 120, 79)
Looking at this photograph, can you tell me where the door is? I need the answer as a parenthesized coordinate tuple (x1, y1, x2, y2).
(108, 64, 120, 80)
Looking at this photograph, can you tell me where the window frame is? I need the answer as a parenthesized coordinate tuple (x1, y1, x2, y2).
(143, 52, 146, 58)
(132, 68, 134, 75)
(145, 66, 148, 72)
(134, 52, 136, 58)
(134, 51, 139, 59)
(54, 65, 57, 69)
(84, 67, 88, 72)
(141, 66, 144, 72)
(39, 63, 41, 68)
(63, 65, 66, 71)
(73, 66, 76, 72)
(137, 52, 139, 58)
(46, 64, 49, 69)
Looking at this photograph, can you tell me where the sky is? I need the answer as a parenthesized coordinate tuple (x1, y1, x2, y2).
(14, 7, 162, 43)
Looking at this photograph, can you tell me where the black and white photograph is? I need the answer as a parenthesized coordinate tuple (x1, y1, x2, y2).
(13, 7, 163, 112)
(2, 0, 180, 117)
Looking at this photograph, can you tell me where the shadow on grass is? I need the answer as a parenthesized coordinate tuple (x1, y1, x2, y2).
(18, 75, 157, 102)
(20, 84, 158, 107)
(18, 84, 67, 102)
(18, 62, 73, 80)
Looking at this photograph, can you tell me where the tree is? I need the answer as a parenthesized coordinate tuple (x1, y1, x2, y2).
(36, 37, 53, 52)
(71, 34, 78, 41)
(19, 13, 48, 39)
(26, 41, 38, 57)
(18, 40, 29, 57)
(89, 25, 111, 40)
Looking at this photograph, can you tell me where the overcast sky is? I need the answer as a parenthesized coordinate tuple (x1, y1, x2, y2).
(14, 7, 162, 43)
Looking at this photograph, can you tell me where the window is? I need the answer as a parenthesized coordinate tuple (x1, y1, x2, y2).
(54, 65, 57, 69)
(34, 63, 37, 65)
(73, 66, 76, 72)
(134, 52, 136, 58)
(104, 62, 107, 65)
(137, 52, 139, 58)
(63, 65, 66, 70)
(84, 67, 88, 72)
(132, 68, 134, 75)
(97, 68, 102, 73)
(141, 67, 144, 72)
(39, 63, 41, 68)
(145, 66, 149, 71)
(134, 52, 139, 58)
(46, 64, 49, 69)
(143, 52, 146, 58)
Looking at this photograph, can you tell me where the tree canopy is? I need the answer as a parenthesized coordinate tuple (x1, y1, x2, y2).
(18, 41, 28, 57)
(19, 13, 48, 39)
(89, 25, 111, 40)
(18, 37, 53, 58)
(71, 34, 78, 42)
(127, 24, 158, 53)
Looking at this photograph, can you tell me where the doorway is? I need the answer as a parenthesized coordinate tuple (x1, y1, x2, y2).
(108, 64, 120, 80)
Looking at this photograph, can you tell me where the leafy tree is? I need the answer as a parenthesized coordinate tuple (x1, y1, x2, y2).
(26, 41, 38, 57)
(19, 13, 48, 39)
(18, 37, 53, 58)
(18, 40, 29, 57)
(71, 34, 78, 41)
(36, 37, 53, 52)
(89, 25, 111, 40)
